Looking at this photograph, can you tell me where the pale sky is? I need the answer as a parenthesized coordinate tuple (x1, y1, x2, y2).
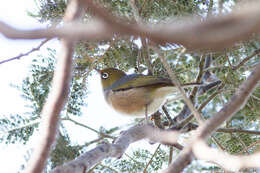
(0, 1, 50, 172)
(0, 1, 227, 172)
(0, 1, 153, 172)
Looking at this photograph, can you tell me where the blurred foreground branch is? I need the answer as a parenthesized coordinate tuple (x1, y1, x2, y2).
(0, 1, 260, 50)
(164, 63, 260, 173)
(0, 0, 259, 172)
(193, 140, 260, 172)
(25, 1, 84, 173)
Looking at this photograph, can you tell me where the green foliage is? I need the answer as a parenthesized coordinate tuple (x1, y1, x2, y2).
(22, 48, 88, 117)
(0, 114, 35, 144)
(65, 77, 88, 116)
(92, 146, 168, 173)
(1, 48, 88, 145)
(0, 50, 56, 144)
(3, 0, 260, 172)
(29, 0, 67, 22)
(21, 49, 55, 116)
(50, 133, 82, 168)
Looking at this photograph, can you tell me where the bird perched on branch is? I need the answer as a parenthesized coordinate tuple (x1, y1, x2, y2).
(97, 68, 200, 119)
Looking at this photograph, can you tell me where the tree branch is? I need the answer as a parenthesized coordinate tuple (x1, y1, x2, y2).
(0, 39, 50, 65)
(192, 140, 260, 172)
(143, 144, 161, 173)
(62, 116, 115, 139)
(232, 48, 260, 70)
(25, 1, 84, 173)
(157, 48, 204, 124)
(51, 124, 179, 173)
(239, 140, 260, 154)
(164, 63, 260, 173)
(216, 128, 260, 135)
(177, 122, 260, 136)
(1, 1, 260, 50)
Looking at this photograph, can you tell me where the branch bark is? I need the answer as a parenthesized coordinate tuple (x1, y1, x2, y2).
(193, 140, 260, 172)
(0, 0, 259, 172)
(51, 124, 179, 173)
(25, 1, 84, 173)
(0, 1, 260, 50)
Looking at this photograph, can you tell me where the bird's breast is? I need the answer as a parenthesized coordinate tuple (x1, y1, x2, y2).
(105, 86, 176, 116)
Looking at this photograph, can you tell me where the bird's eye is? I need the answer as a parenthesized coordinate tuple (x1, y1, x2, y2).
(101, 72, 109, 79)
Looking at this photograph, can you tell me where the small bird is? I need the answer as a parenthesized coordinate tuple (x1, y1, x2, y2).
(97, 68, 200, 118)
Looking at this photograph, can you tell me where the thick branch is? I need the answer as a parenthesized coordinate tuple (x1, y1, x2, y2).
(0, 2, 260, 50)
(74, 0, 260, 50)
(51, 124, 179, 173)
(25, 1, 84, 173)
(193, 140, 260, 172)
(0, 20, 113, 41)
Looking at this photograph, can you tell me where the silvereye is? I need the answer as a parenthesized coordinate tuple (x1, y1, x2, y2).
(98, 68, 199, 117)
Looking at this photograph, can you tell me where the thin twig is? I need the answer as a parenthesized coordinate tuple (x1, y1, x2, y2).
(168, 146, 173, 165)
(171, 85, 224, 130)
(239, 140, 260, 154)
(198, 85, 225, 111)
(234, 134, 250, 154)
(162, 106, 174, 126)
(232, 48, 260, 70)
(129, 0, 142, 23)
(87, 163, 100, 173)
(156, 48, 204, 124)
(205, 49, 260, 72)
(83, 137, 106, 147)
(211, 135, 226, 151)
(99, 164, 119, 173)
(173, 55, 209, 124)
(143, 144, 161, 173)
(178, 122, 260, 136)
(141, 38, 153, 75)
(124, 153, 140, 165)
(164, 63, 260, 173)
(189, 55, 205, 102)
(0, 39, 50, 65)
(206, 0, 214, 18)
(139, 0, 148, 16)
(0, 119, 40, 135)
(63, 117, 115, 139)
(216, 128, 260, 135)
(226, 53, 233, 68)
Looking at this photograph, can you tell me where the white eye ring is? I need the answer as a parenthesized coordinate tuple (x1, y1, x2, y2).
(102, 72, 109, 79)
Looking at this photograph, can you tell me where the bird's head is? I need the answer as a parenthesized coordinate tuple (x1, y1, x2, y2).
(97, 68, 126, 90)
